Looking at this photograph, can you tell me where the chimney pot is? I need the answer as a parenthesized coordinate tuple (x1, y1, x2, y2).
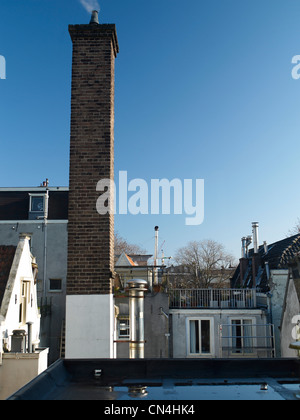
(90, 10, 99, 25)
(252, 222, 259, 254)
(241, 237, 247, 259)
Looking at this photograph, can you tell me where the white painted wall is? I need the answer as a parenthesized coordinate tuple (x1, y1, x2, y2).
(0, 220, 68, 363)
(269, 269, 289, 357)
(0, 349, 48, 400)
(171, 309, 268, 358)
(0, 235, 41, 352)
(0, 235, 46, 399)
(65, 294, 115, 359)
(280, 274, 300, 357)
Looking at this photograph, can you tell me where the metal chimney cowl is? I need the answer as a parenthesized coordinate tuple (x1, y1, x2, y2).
(241, 237, 247, 259)
(252, 222, 259, 254)
(128, 279, 148, 359)
(127, 279, 148, 291)
(90, 10, 99, 25)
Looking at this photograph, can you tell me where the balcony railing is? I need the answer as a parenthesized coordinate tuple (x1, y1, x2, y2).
(219, 323, 275, 358)
(169, 288, 258, 309)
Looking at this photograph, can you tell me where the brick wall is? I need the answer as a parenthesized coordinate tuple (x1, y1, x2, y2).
(67, 23, 119, 295)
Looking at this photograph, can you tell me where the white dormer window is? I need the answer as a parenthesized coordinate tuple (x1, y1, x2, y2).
(29, 194, 48, 220)
(30, 195, 44, 212)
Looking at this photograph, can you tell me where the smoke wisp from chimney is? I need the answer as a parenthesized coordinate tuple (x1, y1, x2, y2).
(79, 0, 100, 14)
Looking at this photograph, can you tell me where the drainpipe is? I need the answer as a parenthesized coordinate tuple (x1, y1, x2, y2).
(154, 226, 159, 285)
(252, 222, 259, 288)
(42, 188, 49, 300)
(128, 279, 148, 359)
(266, 292, 275, 357)
(27, 322, 33, 353)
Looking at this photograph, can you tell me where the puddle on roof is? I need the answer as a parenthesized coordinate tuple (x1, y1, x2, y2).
(113, 384, 285, 401)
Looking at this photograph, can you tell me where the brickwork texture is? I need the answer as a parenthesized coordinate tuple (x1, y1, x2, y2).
(67, 24, 119, 295)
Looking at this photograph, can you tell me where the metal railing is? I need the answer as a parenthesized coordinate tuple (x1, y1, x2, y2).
(219, 323, 275, 358)
(169, 288, 258, 309)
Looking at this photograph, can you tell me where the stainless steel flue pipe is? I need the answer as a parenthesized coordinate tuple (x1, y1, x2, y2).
(128, 279, 148, 359)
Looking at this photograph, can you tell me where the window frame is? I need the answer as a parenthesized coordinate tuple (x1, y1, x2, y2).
(29, 194, 45, 213)
(186, 317, 214, 357)
(229, 317, 256, 356)
(49, 278, 63, 293)
(19, 279, 31, 325)
(117, 317, 130, 340)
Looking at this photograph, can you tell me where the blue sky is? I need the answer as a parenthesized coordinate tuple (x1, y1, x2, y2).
(1, 0, 300, 262)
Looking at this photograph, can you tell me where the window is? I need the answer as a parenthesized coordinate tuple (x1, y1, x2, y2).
(49, 279, 62, 292)
(30, 195, 44, 212)
(28, 194, 47, 220)
(189, 319, 212, 355)
(231, 319, 253, 354)
(118, 317, 130, 340)
(19, 280, 30, 325)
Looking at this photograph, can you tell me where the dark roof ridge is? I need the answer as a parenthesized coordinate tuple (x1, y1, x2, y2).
(0, 245, 17, 306)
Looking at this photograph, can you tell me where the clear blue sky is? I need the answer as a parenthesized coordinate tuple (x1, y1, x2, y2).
(1, 0, 300, 262)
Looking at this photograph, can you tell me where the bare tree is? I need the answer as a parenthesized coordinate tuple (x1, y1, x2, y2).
(114, 231, 147, 255)
(172, 239, 236, 288)
(287, 218, 300, 237)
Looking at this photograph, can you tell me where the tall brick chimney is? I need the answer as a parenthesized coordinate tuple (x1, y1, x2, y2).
(65, 11, 119, 359)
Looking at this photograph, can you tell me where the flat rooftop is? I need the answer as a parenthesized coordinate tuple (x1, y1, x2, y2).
(8, 358, 300, 401)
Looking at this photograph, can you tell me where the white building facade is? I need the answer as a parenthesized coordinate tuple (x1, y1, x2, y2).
(0, 234, 48, 399)
(169, 289, 274, 359)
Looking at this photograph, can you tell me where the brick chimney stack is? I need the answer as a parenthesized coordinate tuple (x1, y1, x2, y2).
(65, 11, 119, 359)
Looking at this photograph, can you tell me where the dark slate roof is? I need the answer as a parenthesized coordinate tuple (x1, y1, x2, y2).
(0, 246, 16, 306)
(231, 234, 300, 291)
(0, 190, 68, 220)
(255, 234, 300, 270)
(0, 192, 29, 220)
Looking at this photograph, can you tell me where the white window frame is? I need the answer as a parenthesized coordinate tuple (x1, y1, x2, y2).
(186, 317, 214, 357)
(228, 317, 257, 356)
(29, 194, 46, 213)
(19, 278, 31, 326)
(117, 317, 130, 340)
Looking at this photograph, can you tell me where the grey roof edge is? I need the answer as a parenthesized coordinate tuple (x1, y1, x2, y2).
(7, 358, 300, 400)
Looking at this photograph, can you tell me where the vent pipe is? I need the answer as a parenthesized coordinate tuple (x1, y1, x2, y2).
(27, 322, 33, 353)
(128, 279, 148, 359)
(252, 222, 260, 288)
(246, 236, 252, 257)
(241, 237, 247, 259)
(241, 236, 252, 258)
(252, 222, 259, 254)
